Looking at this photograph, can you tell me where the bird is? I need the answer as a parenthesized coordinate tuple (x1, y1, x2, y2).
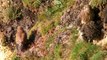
(78, 5, 94, 24)
(80, 21, 101, 42)
(15, 26, 27, 55)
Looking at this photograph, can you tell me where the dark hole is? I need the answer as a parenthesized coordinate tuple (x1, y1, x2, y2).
(105, 29, 107, 31)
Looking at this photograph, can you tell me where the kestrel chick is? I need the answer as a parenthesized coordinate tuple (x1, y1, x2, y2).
(15, 26, 27, 55)
(78, 5, 94, 24)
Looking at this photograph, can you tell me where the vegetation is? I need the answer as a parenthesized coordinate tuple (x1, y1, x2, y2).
(7, 6, 22, 20)
(11, 54, 20, 60)
(89, 0, 107, 7)
(0, 0, 22, 23)
(70, 42, 106, 60)
(22, 0, 42, 8)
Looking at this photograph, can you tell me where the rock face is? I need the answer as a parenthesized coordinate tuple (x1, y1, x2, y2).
(61, 0, 90, 28)
(61, 4, 98, 42)
(78, 5, 103, 42)
(93, 4, 107, 48)
(60, 0, 105, 42)
(102, 5, 107, 37)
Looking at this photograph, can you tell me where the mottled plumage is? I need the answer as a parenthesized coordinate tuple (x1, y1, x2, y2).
(78, 5, 94, 24)
(15, 26, 27, 54)
(80, 21, 101, 42)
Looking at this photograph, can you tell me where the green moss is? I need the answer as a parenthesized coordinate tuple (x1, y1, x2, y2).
(45, 0, 75, 16)
(90, 51, 105, 60)
(46, 35, 54, 48)
(11, 54, 20, 60)
(22, 0, 30, 8)
(22, 0, 41, 8)
(41, 22, 54, 35)
(89, 0, 107, 7)
(7, 6, 22, 20)
(53, 44, 62, 60)
(32, 0, 41, 8)
(70, 29, 78, 44)
(1, 1, 22, 23)
(70, 41, 105, 60)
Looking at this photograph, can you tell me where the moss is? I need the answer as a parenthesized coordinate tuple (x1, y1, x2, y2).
(0, 0, 22, 23)
(7, 6, 22, 20)
(32, 0, 41, 8)
(53, 44, 62, 60)
(89, 0, 107, 7)
(70, 41, 105, 60)
(22, 0, 30, 8)
(40, 21, 54, 35)
(12, 56, 20, 60)
(46, 35, 54, 48)
(22, 0, 41, 8)
(90, 51, 106, 60)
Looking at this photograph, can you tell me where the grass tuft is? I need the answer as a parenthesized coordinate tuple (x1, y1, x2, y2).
(89, 0, 107, 7)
